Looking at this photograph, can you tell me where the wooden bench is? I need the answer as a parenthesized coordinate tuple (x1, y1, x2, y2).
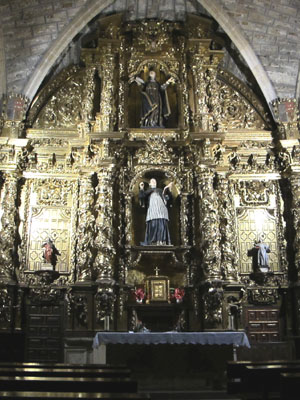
(0, 392, 149, 399)
(0, 367, 131, 378)
(0, 362, 148, 399)
(227, 360, 300, 399)
(280, 372, 300, 400)
(0, 376, 138, 393)
(0, 362, 127, 370)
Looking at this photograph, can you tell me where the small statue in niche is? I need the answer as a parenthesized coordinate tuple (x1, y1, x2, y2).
(139, 178, 173, 246)
(42, 238, 60, 267)
(248, 239, 270, 273)
(133, 70, 175, 127)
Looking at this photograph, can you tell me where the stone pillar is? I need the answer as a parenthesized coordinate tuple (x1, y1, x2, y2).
(118, 38, 126, 131)
(0, 94, 29, 138)
(93, 165, 116, 330)
(197, 169, 221, 280)
(180, 193, 190, 247)
(94, 166, 115, 282)
(0, 172, 20, 283)
(290, 175, 300, 280)
(190, 61, 209, 129)
(216, 175, 239, 282)
(271, 98, 299, 139)
(188, 39, 223, 132)
(99, 45, 116, 132)
(180, 37, 190, 131)
(76, 175, 95, 282)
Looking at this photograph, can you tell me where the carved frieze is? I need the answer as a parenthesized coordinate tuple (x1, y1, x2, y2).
(66, 290, 88, 327)
(95, 286, 116, 322)
(247, 288, 279, 305)
(203, 282, 224, 327)
(28, 285, 64, 303)
(236, 180, 272, 206)
(32, 179, 73, 207)
(135, 134, 176, 165)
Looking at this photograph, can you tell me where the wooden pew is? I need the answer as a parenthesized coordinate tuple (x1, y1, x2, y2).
(280, 372, 300, 400)
(0, 392, 149, 399)
(227, 360, 300, 399)
(0, 376, 138, 393)
(0, 363, 148, 399)
(0, 367, 131, 378)
(0, 362, 128, 370)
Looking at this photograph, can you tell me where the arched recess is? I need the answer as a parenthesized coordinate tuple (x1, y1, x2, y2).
(129, 168, 181, 247)
(24, 0, 277, 105)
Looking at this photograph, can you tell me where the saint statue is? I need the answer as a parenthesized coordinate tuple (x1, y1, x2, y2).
(248, 239, 270, 272)
(42, 238, 60, 267)
(139, 178, 173, 246)
(134, 70, 174, 128)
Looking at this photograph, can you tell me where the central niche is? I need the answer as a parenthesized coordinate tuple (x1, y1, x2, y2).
(131, 170, 180, 247)
(128, 65, 179, 129)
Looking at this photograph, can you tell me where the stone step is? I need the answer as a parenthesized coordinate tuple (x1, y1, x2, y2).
(143, 391, 242, 400)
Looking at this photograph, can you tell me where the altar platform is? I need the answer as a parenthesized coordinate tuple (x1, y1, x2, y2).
(91, 331, 250, 391)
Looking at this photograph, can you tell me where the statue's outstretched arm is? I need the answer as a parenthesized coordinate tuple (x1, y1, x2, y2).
(161, 77, 176, 90)
(135, 76, 145, 86)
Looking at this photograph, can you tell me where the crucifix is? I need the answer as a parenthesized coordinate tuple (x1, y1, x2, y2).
(154, 266, 160, 276)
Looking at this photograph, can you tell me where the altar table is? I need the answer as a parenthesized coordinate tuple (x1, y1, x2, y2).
(92, 332, 250, 364)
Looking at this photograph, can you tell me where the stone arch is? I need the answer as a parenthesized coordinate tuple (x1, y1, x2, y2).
(24, 0, 112, 101)
(198, 0, 277, 103)
(129, 167, 181, 194)
(0, 14, 6, 97)
(24, 0, 277, 105)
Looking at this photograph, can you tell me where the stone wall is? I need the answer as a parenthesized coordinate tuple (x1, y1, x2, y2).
(0, 0, 89, 94)
(0, 0, 299, 100)
(222, 0, 300, 98)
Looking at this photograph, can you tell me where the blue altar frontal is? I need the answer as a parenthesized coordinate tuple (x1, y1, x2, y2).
(92, 332, 250, 364)
(93, 331, 250, 348)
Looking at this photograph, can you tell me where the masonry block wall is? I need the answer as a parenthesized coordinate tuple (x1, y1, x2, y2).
(0, 0, 299, 99)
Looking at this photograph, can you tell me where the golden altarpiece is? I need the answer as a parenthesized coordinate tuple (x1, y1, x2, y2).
(0, 13, 299, 362)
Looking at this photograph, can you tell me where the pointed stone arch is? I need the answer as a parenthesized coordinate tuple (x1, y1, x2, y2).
(24, 0, 277, 105)
(198, 0, 277, 103)
(0, 13, 6, 97)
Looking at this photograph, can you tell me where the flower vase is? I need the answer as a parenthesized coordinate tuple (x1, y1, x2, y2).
(176, 298, 182, 304)
(136, 298, 143, 304)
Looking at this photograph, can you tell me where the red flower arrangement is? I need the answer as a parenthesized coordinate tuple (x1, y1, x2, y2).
(174, 288, 185, 302)
(134, 288, 145, 301)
